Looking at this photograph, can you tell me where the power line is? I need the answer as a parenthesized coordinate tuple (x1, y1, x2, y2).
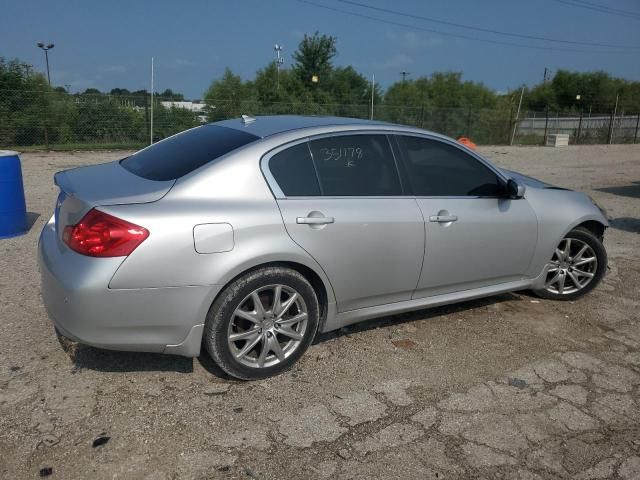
(551, 0, 640, 19)
(337, 0, 640, 49)
(294, 0, 637, 54)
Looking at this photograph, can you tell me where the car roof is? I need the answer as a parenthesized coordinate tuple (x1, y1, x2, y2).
(214, 115, 414, 138)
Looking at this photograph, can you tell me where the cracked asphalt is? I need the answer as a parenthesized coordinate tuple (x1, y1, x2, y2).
(1, 144, 639, 479)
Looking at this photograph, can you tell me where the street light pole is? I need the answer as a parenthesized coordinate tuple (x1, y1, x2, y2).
(37, 42, 55, 85)
(36, 42, 54, 150)
(576, 94, 583, 144)
(273, 44, 284, 92)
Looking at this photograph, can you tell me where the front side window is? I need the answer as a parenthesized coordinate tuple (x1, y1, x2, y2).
(308, 134, 402, 196)
(397, 136, 503, 197)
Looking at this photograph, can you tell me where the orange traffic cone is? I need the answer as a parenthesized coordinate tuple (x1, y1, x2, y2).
(457, 137, 477, 150)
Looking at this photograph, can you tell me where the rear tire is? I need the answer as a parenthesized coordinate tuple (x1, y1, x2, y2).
(533, 227, 606, 301)
(203, 267, 319, 380)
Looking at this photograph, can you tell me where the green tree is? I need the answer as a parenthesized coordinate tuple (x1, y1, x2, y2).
(252, 63, 304, 104)
(292, 32, 337, 89)
(152, 103, 200, 141)
(0, 57, 55, 145)
(328, 67, 369, 103)
(158, 88, 184, 101)
(523, 70, 640, 114)
(110, 88, 131, 96)
(383, 72, 502, 141)
(203, 68, 247, 120)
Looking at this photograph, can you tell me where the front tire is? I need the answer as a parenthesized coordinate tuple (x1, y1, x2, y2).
(203, 267, 319, 380)
(533, 227, 607, 301)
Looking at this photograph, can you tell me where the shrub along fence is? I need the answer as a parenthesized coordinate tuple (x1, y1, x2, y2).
(1, 89, 638, 149)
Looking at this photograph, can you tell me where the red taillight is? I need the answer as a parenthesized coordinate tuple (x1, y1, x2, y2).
(63, 209, 149, 257)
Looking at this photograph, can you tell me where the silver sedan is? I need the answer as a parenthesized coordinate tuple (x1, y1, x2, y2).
(39, 115, 608, 379)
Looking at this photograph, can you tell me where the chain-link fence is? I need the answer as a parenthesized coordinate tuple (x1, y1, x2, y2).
(1, 89, 638, 149)
(0, 90, 203, 150)
(514, 111, 640, 145)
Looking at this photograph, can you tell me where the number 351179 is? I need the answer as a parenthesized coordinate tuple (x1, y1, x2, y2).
(320, 147, 363, 166)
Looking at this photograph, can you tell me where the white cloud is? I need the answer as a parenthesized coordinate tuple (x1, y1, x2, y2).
(288, 29, 305, 40)
(97, 65, 126, 73)
(162, 58, 197, 69)
(51, 70, 101, 90)
(385, 31, 442, 49)
(373, 53, 415, 70)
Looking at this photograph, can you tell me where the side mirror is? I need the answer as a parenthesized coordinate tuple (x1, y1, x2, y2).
(506, 178, 526, 199)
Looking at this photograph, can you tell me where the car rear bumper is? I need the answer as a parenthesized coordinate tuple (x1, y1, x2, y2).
(38, 217, 219, 357)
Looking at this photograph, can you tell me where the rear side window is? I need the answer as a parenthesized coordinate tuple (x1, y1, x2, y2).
(397, 136, 502, 196)
(308, 134, 402, 196)
(269, 143, 321, 196)
(121, 125, 259, 181)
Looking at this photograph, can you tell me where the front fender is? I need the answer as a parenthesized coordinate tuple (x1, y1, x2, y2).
(525, 188, 608, 280)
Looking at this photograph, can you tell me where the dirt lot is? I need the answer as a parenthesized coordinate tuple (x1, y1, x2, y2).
(1, 145, 639, 479)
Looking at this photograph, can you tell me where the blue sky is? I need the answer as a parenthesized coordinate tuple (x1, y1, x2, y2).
(2, 0, 639, 99)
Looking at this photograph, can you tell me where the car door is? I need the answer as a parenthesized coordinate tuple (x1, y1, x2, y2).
(265, 134, 425, 312)
(395, 135, 538, 298)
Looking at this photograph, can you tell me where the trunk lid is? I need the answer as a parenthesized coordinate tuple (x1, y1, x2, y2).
(53, 160, 174, 238)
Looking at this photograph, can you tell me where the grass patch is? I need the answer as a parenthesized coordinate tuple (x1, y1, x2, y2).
(513, 134, 545, 146)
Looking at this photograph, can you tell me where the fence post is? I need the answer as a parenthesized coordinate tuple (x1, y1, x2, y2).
(505, 105, 513, 145)
(609, 94, 619, 145)
(43, 124, 50, 151)
(543, 109, 549, 146)
(576, 110, 583, 145)
(43, 91, 50, 150)
(634, 114, 639, 144)
(531, 111, 536, 136)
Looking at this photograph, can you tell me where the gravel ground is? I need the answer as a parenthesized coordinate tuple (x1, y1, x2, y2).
(1, 144, 639, 479)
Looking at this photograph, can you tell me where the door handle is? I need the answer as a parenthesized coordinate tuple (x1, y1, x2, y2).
(429, 214, 458, 223)
(296, 216, 335, 225)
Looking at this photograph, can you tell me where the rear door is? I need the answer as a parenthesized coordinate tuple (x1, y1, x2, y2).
(395, 135, 538, 298)
(266, 134, 424, 313)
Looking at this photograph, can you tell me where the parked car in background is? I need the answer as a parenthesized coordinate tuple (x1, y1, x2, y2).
(39, 115, 608, 379)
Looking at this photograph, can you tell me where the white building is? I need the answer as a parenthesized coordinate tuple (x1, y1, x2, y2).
(160, 101, 208, 122)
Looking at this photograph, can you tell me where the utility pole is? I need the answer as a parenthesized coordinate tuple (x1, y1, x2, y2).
(400, 71, 410, 82)
(273, 44, 284, 91)
(150, 57, 154, 145)
(543, 67, 550, 84)
(609, 93, 619, 145)
(37, 42, 55, 85)
(370, 74, 375, 120)
(576, 94, 583, 144)
(510, 86, 525, 145)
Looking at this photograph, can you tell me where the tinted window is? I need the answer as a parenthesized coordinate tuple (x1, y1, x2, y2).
(398, 136, 502, 196)
(269, 143, 321, 196)
(308, 135, 402, 196)
(121, 125, 259, 181)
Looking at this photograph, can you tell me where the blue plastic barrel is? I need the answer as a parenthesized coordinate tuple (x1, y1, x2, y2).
(0, 151, 27, 239)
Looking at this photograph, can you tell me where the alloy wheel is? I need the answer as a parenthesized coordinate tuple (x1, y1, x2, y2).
(544, 237, 598, 295)
(227, 284, 308, 368)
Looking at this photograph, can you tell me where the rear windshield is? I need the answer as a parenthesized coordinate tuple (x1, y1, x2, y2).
(121, 125, 260, 181)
